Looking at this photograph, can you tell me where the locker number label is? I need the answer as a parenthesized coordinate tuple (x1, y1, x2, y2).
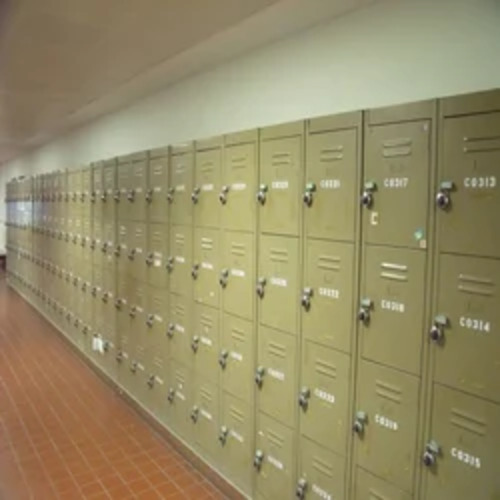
(314, 388, 335, 404)
(319, 287, 340, 299)
(375, 413, 399, 431)
(312, 484, 332, 500)
(270, 277, 287, 288)
(320, 179, 341, 189)
(381, 299, 405, 313)
(464, 176, 496, 189)
(451, 447, 481, 469)
(267, 368, 285, 381)
(271, 180, 289, 190)
(383, 177, 409, 189)
(459, 316, 491, 333)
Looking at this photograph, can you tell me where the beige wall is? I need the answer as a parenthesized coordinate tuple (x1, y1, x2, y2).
(2, 0, 500, 249)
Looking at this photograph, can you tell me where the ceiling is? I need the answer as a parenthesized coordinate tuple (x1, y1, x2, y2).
(0, 0, 374, 165)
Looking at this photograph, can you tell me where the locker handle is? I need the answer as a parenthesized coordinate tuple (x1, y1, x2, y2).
(102, 291, 110, 303)
(253, 450, 264, 470)
(219, 185, 229, 204)
(147, 375, 155, 388)
(191, 264, 199, 280)
(303, 182, 316, 207)
(255, 366, 266, 387)
(113, 189, 121, 202)
(81, 193, 87, 202)
(353, 411, 368, 435)
(128, 248, 136, 260)
(298, 387, 311, 410)
(361, 181, 376, 208)
(256, 277, 266, 298)
(167, 387, 176, 403)
(145, 189, 153, 203)
(74, 318, 80, 328)
(167, 187, 175, 203)
(166, 257, 174, 272)
(429, 315, 448, 343)
(166, 323, 175, 338)
(256, 184, 268, 205)
(130, 361, 138, 373)
(218, 426, 229, 445)
(219, 269, 229, 288)
(100, 192, 107, 202)
(358, 299, 373, 324)
(127, 189, 136, 202)
(190, 406, 199, 423)
(191, 335, 200, 352)
(301, 288, 313, 310)
(218, 350, 229, 369)
(422, 440, 440, 467)
(114, 298, 125, 310)
(116, 351, 123, 363)
(146, 253, 154, 266)
(129, 306, 137, 318)
(436, 181, 454, 210)
(191, 187, 200, 204)
(101, 241, 109, 253)
(296, 478, 308, 500)
(146, 314, 155, 328)
(102, 341, 109, 353)
(91, 286, 98, 297)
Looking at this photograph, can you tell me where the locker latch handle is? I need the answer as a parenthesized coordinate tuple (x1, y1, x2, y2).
(361, 181, 377, 208)
(101, 241, 109, 253)
(80, 192, 86, 202)
(113, 189, 121, 202)
(353, 411, 368, 435)
(115, 298, 125, 310)
(145, 189, 153, 203)
(127, 189, 136, 202)
(219, 350, 229, 369)
(146, 253, 154, 266)
(191, 187, 201, 204)
(74, 318, 80, 328)
(128, 248, 136, 260)
(296, 478, 308, 500)
(167, 388, 176, 403)
(191, 263, 199, 279)
(191, 335, 200, 353)
(436, 181, 454, 210)
(116, 351, 123, 363)
(253, 450, 264, 470)
(91, 286, 98, 297)
(130, 361, 138, 373)
(219, 185, 230, 204)
(255, 366, 266, 387)
(147, 375, 155, 388)
(101, 191, 107, 202)
(101, 292, 110, 303)
(301, 287, 313, 310)
(146, 314, 155, 328)
(429, 314, 448, 343)
(358, 298, 373, 324)
(303, 182, 316, 207)
(298, 387, 311, 410)
(129, 306, 137, 318)
(82, 324, 89, 335)
(190, 406, 199, 423)
(102, 341, 109, 353)
(219, 426, 229, 445)
(422, 440, 440, 467)
(90, 239, 96, 250)
(114, 246, 122, 257)
(167, 187, 175, 203)
(166, 323, 175, 338)
(166, 257, 174, 272)
(219, 269, 229, 288)
(256, 277, 267, 298)
(256, 184, 268, 205)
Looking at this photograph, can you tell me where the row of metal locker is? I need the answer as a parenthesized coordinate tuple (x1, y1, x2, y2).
(6, 88, 500, 500)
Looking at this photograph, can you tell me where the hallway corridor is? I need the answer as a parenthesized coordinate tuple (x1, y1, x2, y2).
(0, 276, 226, 500)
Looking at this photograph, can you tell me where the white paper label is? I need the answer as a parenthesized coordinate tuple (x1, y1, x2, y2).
(270, 277, 287, 288)
(202, 184, 214, 192)
(232, 183, 246, 191)
(201, 410, 213, 421)
(268, 368, 285, 381)
(230, 430, 244, 443)
(175, 256, 185, 263)
(268, 455, 284, 470)
(230, 352, 243, 362)
(201, 336, 212, 347)
(201, 262, 213, 270)
(231, 269, 245, 278)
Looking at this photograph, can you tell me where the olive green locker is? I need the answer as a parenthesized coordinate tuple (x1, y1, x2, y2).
(430, 254, 500, 403)
(359, 245, 427, 375)
(166, 360, 193, 440)
(353, 360, 420, 494)
(305, 112, 361, 242)
(193, 137, 222, 229)
(81, 166, 92, 220)
(220, 314, 254, 403)
(126, 221, 147, 282)
(167, 293, 192, 365)
(193, 227, 220, 308)
(168, 225, 193, 298)
(142, 343, 168, 419)
(259, 121, 304, 237)
(354, 468, 412, 500)
(144, 286, 168, 349)
(191, 303, 219, 384)
(169, 143, 194, 226)
(302, 239, 355, 354)
(91, 220, 103, 270)
(254, 412, 297, 500)
(114, 274, 130, 350)
(102, 159, 117, 223)
(222, 130, 258, 232)
(125, 279, 147, 355)
(147, 147, 169, 224)
(115, 222, 128, 277)
(191, 378, 220, 463)
(258, 234, 299, 335)
(91, 161, 103, 221)
(219, 392, 254, 495)
(422, 384, 500, 500)
(437, 90, 500, 259)
(123, 344, 148, 402)
(146, 223, 169, 289)
(128, 153, 148, 222)
(296, 437, 346, 500)
(256, 326, 298, 428)
(220, 231, 255, 321)
(116, 155, 132, 220)
(362, 101, 435, 249)
(299, 341, 351, 456)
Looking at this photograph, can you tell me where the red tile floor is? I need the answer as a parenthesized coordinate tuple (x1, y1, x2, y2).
(0, 276, 226, 500)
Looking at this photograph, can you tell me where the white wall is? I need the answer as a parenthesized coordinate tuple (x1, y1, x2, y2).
(2, 0, 500, 249)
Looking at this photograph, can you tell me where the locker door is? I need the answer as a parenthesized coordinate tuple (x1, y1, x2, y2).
(147, 223, 168, 289)
(192, 303, 219, 384)
(354, 468, 412, 500)
(129, 155, 148, 222)
(438, 111, 500, 258)
(360, 246, 426, 375)
(170, 147, 193, 226)
(144, 286, 168, 349)
(363, 119, 431, 249)
(194, 143, 222, 228)
(423, 385, 500, 500)
(299, 342, 350, 456)
(259, 123, 304, 236)
(193, 228, 219, 308)
(127, 221, 147, 282)
(116, 158, 132, 221)
(168, 293, 192, 365)
(221, 231, 254, 321)
(192, 379, 220, 461)
(354, 360, 420, 493)
(302, 240, 355, 353)
(258, 235, 299, 335)
(166, 361, 192, 439)
(222, 132, 257, 231)
(305, 123, 359, 241)
(432, 254, 500, 403)
(257, 326, 297, 428)
(168, 225, 192, 298)
(148, 148, 169, 224)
